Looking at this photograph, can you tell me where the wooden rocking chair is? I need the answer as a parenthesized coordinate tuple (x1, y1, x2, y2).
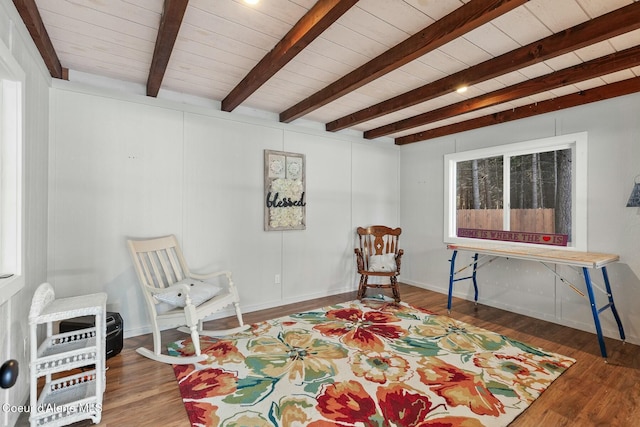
(127, 235, 247, 364)
(355, 225, 404, 302)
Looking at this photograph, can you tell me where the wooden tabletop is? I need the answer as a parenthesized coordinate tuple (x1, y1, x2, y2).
(447, 242, 619, 269)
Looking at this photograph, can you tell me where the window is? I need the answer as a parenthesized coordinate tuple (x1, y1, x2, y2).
(444, 132, 587, 250)
(0, 38, 24, 305)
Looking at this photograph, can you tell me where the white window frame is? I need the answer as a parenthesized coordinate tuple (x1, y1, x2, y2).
(444, 132, 587, 251)
(0, 37, 25, 306)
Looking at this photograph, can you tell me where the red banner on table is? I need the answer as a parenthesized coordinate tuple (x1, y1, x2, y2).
(457, 228, 568, 246)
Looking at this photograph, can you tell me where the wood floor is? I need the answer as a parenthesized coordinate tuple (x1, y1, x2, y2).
(19, 283, 640, 426)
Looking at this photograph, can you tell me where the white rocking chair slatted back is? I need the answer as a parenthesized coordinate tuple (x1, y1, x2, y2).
(130, 235, 188, 290)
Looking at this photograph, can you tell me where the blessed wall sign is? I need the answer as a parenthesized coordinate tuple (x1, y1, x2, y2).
(264, 150, 306, 231)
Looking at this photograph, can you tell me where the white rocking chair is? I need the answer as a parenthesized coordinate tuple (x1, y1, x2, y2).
(127, 235, 247, 364)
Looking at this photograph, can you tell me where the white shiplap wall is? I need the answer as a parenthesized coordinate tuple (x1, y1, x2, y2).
(47, 81, 400, 338)
(400, 91, 640, 347)
(0, 0, 51, 426)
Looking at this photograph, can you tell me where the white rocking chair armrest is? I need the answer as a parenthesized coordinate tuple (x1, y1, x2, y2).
(190, 270, 233, 282)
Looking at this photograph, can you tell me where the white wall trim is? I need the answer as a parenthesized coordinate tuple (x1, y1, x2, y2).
(51, 77, 396, 148)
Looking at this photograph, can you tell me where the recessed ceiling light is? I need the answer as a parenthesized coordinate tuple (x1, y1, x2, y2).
(456, 86, 468, 94)
(244, 0, 259, 5)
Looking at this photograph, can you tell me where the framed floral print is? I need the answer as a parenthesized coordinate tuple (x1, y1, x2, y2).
(264, 150, 306, 231)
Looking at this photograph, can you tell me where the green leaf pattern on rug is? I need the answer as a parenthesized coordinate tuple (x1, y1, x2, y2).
(267, 396, 315, 426)
(504, 336, 554, 357)
(169, 300, 576, 426)
(222, 376, 277, 405)
(244, 328, 347, 383)
(413, 315, 507, 353)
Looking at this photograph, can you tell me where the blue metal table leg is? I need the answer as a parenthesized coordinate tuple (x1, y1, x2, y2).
(448, 250, 458, 312)
(583, 267, 607, 358)
(472, 253, 479, 304)
(601, 267, 625, 341)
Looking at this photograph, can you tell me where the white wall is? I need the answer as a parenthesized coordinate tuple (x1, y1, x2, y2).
(0, 0, 51, 425)
(45, 60, 640, 354)
(400, 92, 640, 346)
(47, 83, 400, 338)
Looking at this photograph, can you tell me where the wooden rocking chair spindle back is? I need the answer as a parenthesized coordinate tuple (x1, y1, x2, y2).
(354, 225, 403, 302)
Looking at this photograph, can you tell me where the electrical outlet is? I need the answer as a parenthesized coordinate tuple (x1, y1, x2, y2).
(274, 274, 281, 285)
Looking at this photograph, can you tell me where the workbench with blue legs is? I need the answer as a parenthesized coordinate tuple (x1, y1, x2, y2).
(447, 242, 625, 359)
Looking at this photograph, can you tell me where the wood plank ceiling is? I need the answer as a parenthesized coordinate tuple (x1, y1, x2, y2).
(13, 0, 640, 145)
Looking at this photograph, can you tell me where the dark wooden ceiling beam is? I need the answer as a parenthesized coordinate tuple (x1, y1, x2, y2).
(147, 0, 189, 97)
(279, 0, 528, 123)
(12, 0, 65, 79)
(328, 1, 640, 132)
(395, 76, 640, 145)
(222, 0, 359, 112)
(365, 45, 640, 139)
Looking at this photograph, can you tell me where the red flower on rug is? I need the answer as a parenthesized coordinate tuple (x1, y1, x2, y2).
(173, 363, 195, 382)
(417, 357, 506, 417)
(173, 337, 244, 366)
(176, 367, 237, 400)
(183, 401, 220, 426)
(313, 380, 487, 427)
(168, 300, 575, 426)
(472, 351, 575, 403)
(376, 382, 445, 425)
(313, 307, 407, 352)
(312, 380, 378, 426)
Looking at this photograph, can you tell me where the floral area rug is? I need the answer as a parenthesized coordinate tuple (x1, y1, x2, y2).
(168, 299, 575, 426)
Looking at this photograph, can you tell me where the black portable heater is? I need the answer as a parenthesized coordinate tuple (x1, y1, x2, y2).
(60, 312, 124, 359)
